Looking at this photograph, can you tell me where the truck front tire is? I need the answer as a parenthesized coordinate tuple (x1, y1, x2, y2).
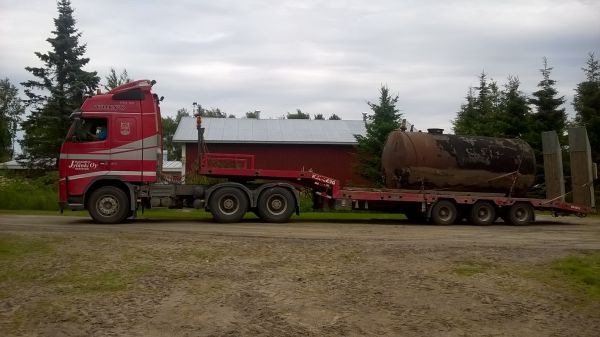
(88, 186, 130, 224)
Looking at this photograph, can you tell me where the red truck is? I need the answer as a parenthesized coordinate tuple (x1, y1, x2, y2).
(59, 80, 596, 225)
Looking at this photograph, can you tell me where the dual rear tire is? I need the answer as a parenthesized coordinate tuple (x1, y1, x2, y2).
(209, 186, 295, 223)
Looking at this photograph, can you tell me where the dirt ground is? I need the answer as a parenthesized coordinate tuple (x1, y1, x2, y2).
(1, 214, 599, 336)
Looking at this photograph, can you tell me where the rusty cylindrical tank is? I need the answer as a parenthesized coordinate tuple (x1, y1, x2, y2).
(381, 130, 536, 196)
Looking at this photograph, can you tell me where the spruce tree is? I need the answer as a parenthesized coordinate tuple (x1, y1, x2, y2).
(286, 109, 310, 119)
(497, 76, 530, 138)
(453, 72, 502, 136)
(355, 86, 401, 186)
(19, 0, 99, 168)
(0, 78, 25, 161)
(527, 58, 566, 144)
(453, 87, 477, 135)
(104, 68, 131, 91)
(573, 53, 600, 163)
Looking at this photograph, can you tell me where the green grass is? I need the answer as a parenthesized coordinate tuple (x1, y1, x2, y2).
(0, 233, 150, 293)
(526, 252, 600, 300)
(0, 172, 58, 211)
(1, 208, 408, 221)
(550, 253, 600, 298)
(0, 234, 53, 260)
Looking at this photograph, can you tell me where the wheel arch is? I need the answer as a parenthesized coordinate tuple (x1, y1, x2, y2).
(84, 176, 136, 211)
(205, 182, 253, 211)
(253, 182, 300, 215)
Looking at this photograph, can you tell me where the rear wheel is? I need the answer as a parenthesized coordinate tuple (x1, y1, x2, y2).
(469, 201, 496, 226)
(257, 187, 295, 223)
(431, 200, 457, 225)
(88, 186, 130, 224)
(209, 187, 248, 223)
(504, 202, 534, 226)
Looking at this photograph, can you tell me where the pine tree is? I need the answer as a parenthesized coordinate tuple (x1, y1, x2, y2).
(573, 53, 600, 163)
(453, 87, 477, 135)
(19, 0, 99, 168)
(497, 76, 530, 138)
(0, 78, 25, 161)
(528, 57, 567, 142)
(104, 68, 131, 91)
(245, 110, 260, 119)
(355, 86, 401, 186)
(453, 72, 502, 136)
(286, 109, 310, 119)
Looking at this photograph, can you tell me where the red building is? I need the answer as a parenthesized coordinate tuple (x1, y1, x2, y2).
(173, 118, 367, 185)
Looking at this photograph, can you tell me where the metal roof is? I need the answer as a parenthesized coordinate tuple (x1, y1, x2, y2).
(173, 117, 366, 145)
(162, 160, 182, 172)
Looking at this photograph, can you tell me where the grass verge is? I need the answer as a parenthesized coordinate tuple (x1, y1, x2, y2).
(528, 252, 600, 300)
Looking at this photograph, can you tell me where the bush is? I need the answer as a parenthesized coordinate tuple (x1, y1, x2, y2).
(0, 171, 58, 210)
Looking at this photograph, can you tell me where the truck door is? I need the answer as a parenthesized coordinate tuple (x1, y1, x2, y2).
(110, 115, 143, 181)
(62, 117, 111, 196)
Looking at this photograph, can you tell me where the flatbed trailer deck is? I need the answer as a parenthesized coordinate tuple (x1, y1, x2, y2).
(199, 152, 594, 226)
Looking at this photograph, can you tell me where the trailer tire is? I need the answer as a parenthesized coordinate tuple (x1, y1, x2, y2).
(470, 201, 496, 226)
(257, 187, 295, 223)
(209, 187, 248, 223)
(88, 186, 130, 224)
(431, 200, 457, 225)
(505, 202, 534, 226)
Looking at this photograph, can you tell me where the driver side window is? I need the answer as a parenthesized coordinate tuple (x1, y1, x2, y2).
(72, 118, 108, 142)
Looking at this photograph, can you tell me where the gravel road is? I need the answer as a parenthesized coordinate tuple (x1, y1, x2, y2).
(1, 213, 599, 336)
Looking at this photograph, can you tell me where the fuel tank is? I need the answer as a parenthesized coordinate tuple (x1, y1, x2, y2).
(381, 130, 536, 196)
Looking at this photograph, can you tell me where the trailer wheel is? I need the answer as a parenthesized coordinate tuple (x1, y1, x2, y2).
(470, 201, 497, 226)
(431, 200, 457, 225)
(209, 187, 248, 223)
(505, 202, 534, 226)
(88, 186, 129, 224)
(257, 187, 295, 223)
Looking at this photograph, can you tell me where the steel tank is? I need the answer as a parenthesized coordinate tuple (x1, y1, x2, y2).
(381, 130, 536, 196)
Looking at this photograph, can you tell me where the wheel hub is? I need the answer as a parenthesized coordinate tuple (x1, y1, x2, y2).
(98, 196, 118, 216)
(219, 196, 239, 215)
(267, 195, 287, 215)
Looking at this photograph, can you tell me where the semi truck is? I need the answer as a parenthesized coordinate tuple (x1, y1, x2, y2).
(58, 80, 596, 225)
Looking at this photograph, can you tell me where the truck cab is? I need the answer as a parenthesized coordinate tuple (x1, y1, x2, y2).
(59, 80, 163, 222)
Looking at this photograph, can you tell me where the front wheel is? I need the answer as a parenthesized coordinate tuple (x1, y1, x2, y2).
(88, 186, 130, 224)
(209, 187, 249, 223)
(257, 187, 295, 223)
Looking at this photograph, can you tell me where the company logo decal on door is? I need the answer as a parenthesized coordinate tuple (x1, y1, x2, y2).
(68, 160, 98, 170)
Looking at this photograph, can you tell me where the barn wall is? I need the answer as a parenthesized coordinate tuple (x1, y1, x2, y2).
(184, 143, 367, 186)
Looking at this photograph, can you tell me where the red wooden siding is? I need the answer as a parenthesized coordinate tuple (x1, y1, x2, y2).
(185, 143, 367, 186)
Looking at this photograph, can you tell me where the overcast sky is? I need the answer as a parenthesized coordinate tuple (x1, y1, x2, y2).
(1, 0, 599, 134)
